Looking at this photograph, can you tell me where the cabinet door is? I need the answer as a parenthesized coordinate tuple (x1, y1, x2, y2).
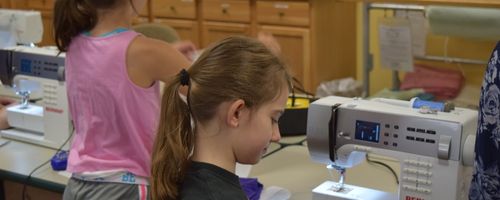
(256, 1, 310, 27)
(39, 10, 54, 46)
(203, 0, 250, 23)
(0, 0, 9, 8)
(152, 0, 196, 19)
(8, 0, 28, 9)
(258, 25, 310, 90)
(201, 22, 250, 47)
(155, 18, 200, 47)
(26, 0, 54, 10)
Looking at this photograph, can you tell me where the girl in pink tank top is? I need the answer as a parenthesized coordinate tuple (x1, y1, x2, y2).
(53, 0, 195, 199)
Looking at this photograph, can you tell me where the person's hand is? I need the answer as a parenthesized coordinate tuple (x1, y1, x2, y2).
(0, 97, 15, 130)
(257, 32, 281, 56)
(0, 97, 15, 109)
(172, 41, 197, 62)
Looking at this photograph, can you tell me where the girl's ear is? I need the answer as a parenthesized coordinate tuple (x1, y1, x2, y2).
(226, 99, 246, 128)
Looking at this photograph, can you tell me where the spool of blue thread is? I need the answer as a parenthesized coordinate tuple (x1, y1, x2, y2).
(410, 97, 447, 112)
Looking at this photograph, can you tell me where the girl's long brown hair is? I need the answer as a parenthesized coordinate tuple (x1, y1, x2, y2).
(53, 0, 137, 52)
(151, 36, 292, 200)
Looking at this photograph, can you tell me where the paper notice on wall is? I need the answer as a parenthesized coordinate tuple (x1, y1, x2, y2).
(378, 17, 414, 72)
(395, 10, 427, 57)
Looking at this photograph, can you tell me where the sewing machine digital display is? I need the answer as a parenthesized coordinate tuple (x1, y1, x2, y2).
(12, 51, 64, 81)
(355, 120, 380, 143)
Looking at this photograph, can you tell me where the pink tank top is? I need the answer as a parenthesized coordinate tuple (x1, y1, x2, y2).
(65, 31, 160, 177)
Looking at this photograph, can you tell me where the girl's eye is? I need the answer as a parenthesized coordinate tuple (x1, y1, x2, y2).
(271, 118, 279, 124)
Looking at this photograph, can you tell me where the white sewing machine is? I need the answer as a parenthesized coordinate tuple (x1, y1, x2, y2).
(307, 96, 477, 200)
(0, 46, 71, 150)
(0, 9, 42, 48)
(0, 9, 71, 149)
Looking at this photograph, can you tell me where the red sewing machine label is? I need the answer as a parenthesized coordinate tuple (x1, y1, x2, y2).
(405, 196, 424, 200)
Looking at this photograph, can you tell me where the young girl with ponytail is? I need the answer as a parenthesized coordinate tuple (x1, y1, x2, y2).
(53, 0, 194, 199)
(151, 36, 292, 200)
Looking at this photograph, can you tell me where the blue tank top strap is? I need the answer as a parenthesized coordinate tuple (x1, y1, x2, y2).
(82, 27, 129, 37)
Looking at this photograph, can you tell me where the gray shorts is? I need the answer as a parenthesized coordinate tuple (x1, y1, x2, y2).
(63, 178, 150, 200)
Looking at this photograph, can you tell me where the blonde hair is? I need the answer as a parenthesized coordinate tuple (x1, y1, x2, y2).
(151, 36, 292, 200)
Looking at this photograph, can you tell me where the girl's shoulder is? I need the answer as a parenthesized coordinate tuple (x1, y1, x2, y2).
(126, 35, 191, 82)
(129, 36, 173, 58)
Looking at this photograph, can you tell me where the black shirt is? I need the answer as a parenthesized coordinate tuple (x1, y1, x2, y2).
(180, 161, 248, 200)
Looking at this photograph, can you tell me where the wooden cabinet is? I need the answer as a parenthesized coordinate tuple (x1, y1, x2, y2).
(15, 0, 357, 92)
(39, 11, 54, 46)
(152, 0, 200, 46)
(146, 0, 357, 92)
(259, 25, 310, 88)
(152, 0, 196, 19)
(202, 22, 251, 46)
(26, 0, 53, 10)
(154, 18, 200, 46)
(256, 0, 311, 89)
(201, 0, 251, 46)
(203, 0, 251, 23)
(256, 1, 310, 27)
(0, 0, 9, 8)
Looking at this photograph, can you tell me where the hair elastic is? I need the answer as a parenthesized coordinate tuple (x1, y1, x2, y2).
(179, 69, 190, 86)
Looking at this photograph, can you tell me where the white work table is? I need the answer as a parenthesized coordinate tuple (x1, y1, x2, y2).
(0, 135, 399, 200)
(250, 143, 399, 200)
(0, 139, 67, 191)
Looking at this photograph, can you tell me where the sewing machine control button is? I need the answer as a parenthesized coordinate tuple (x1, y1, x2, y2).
(406, 136, 415, 140)
(416, 137, 425, 142)
(416, 179, 431, 185)
(402, 185, 417, 191)
(418, 162, 432, 168)
(404, 168, 418, 174)
(403, 176, 417, 182)
(383, 141, 388, 145)
(392, 142, 398, 147)
(407, 127, 416, 132)
(393, 134, 398, 138)
(417, 188, 431, 193)
(385, 124, 390, 128)
(394, 125, 399, 129)
(417, 128, 426, 133)
(384, 132, 389, 137)
(425, 139, 435, 144)
(417, 170, 432, 177)
(426, 130, 436, 134)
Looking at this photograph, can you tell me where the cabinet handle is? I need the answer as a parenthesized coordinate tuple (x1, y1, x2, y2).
(221, 3, 230, 14)
(278, 12, 285, 17)
(170, 6, 176, 12)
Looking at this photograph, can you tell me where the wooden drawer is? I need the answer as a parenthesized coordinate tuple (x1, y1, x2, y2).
(27, 0, 54, 10)
(153, 0, 196, 19)
(203, 0, 250, 23)
(256, 1, 310, 26)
